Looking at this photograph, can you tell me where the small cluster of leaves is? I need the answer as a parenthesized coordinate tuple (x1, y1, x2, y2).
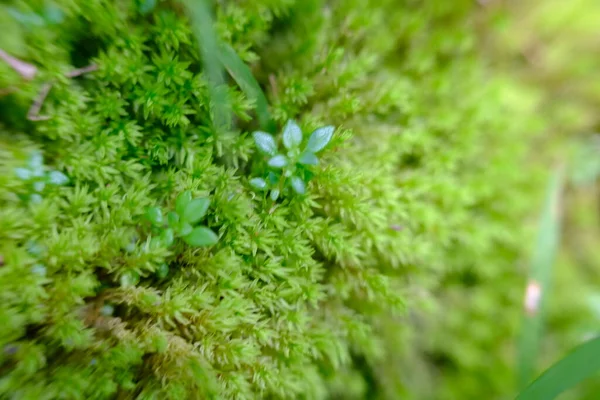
(25, 240, 48, 277)
(249, 120, 334, 200)
(145, 190, 218, 249)
(14, 151, 68, 204)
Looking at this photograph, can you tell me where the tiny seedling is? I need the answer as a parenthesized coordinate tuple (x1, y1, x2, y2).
(14, 151, 69, 204)
(250, 120, 334, 200)
(144, 190, 219, 249)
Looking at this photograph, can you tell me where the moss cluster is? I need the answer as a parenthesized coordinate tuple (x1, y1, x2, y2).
(0, 0, 568, 399)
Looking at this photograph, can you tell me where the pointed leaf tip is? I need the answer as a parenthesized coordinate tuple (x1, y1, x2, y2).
(270, 188, 280, 201)
(253, 131, 277, 156)
(176, 191, 192, 216)
(249, 177, 268, 190)
(183, 198, 211, 224)
(268, 155, 288, 168)
(183, 226, 219, 247)
(306, 126, 334, 153)
(146, 207, 163, 226)
(298, 152, 318, 165)
(291, 176, 306, 194)
(282, 120, 302, 150)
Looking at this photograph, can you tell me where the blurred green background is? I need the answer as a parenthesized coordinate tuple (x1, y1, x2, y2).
(1, 0, 599, 399)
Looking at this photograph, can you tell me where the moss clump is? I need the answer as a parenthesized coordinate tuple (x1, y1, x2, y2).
(0, 0, 554, 399)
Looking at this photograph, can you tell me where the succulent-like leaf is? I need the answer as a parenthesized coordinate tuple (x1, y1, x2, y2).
(291, 176, 306, 194)
(183, 226, 219, 247)
(183, 198, 210, 224)
(250, 177, 268, 190)
(270, 188, 280, 201)
(267, 172, 279, 186)
(167, 212, 180, 227)
(15, 167, 31, 180)
(31, 264, 46, 277)
(28, 151, 43, 170)
(298, 152, 318, 165)
(179, 222, 193, 237)
(48, 170, 69, 185)
(268, 155, 288, 168)
(282, 120, 302, 150)
(161, 228, 174, 247)
(253, 131, 277, 156)
(33, 181, 46, 192)
(146, 207, 163, 226)
(176, 191, 192, 216)
(29, 194, 43, 204)
(306, 126, 334, 153)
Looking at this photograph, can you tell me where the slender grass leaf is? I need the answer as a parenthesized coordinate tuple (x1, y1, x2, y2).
(516, 336, 600, 400)
(218, 43, 274, 131)
(518, 165, 565, 389)
(183, 0, 230, 130)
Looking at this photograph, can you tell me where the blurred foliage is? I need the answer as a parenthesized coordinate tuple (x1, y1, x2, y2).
(477, 1, 600, 399)
(0, 0, 597, 399)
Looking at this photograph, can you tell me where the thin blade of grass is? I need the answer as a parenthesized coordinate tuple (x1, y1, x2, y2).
(515, 336, 600, 400)
(517, 165, 565, 389)
(218, 43, 274, 132)
(182, 0, 230, 131)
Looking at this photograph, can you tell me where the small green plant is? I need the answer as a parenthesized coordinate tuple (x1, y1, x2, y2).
(14, 150, 68, 204)
(249, 120, 334, 200)
(516, 335, 600, 400)
(144, 190, 218, 249)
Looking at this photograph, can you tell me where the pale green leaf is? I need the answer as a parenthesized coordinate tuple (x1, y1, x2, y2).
(183, 226, 219, 247)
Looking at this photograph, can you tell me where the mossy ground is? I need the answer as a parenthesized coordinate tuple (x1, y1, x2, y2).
(0, 0, 597, 399)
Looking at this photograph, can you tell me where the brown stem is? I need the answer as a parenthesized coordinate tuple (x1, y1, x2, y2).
(27, 82, 53, 121)
(66, 64, 98, 78)
(0, 49, 37, 80)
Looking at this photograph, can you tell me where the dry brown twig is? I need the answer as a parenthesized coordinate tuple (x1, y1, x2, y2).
(0, 48, 97, 121)
(0, 49, 38, 80)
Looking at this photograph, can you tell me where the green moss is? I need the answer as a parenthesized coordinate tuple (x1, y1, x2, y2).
(0, 0, 575, 399)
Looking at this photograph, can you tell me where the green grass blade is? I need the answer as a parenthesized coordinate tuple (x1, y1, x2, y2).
(218, 43, 274, 132)
(515, 336, 600, 400)
(182, 0, 230, 130)
(517, 165, 565, 389)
